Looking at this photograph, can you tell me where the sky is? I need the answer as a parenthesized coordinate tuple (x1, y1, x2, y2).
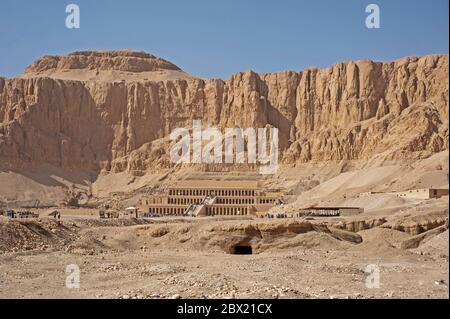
(0, 0, 448, 79)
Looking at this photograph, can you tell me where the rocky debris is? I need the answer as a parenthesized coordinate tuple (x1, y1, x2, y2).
(320, 263, 366, 276)
(138, 264, 185, 276)
(98, 262, 125, 272)
(150, 227, 170, 238)
(434, 280, 447, 287)
(358, 227, 412, 248)
(70, 218, 154, 229)
(249, 285, 307, 299)
(116, 290, 180, 300)
(0, 218, 76, 253)
(413, 229, 449, 258)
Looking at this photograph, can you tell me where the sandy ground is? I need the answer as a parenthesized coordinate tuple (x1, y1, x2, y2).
(0, 244, 447, 299)
(0, 198, 448, 299)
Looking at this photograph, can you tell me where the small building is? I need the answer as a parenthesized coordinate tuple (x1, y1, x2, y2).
(99, 210, 119, 219)
(293, 206, 363, 218)
(393, 188, 449, 200)
(123, 206, 139, 218)
(357, 191, 383, 198)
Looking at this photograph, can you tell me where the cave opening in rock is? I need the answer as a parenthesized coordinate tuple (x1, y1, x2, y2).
(232, 245, 253, 255)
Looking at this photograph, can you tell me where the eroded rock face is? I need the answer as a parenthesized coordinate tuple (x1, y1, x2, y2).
(400, 223, 448, 249)
(24, 50, 182, 74)
(382, 212, 448, 236)
(332, 218, 387, 233)
(0, 52, 448, 173)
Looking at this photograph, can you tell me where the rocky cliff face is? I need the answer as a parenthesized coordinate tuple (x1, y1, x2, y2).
(0, 51, 448, 174)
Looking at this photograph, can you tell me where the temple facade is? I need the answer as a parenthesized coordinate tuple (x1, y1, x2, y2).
(139, 180, 283, 217)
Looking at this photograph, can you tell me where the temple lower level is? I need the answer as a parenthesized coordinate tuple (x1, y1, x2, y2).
(139, 180, 283, 217)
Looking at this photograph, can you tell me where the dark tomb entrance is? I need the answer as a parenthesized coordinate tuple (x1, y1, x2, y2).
(232, 245, 253, 255)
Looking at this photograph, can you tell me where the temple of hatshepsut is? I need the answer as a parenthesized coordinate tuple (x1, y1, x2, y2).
(139, 180, 284, 217)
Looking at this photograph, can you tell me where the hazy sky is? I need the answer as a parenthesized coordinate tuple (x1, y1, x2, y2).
(0, 0, 448, 79)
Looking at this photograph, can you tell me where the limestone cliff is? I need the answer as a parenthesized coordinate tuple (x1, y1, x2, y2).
(0, 51, 448, 174)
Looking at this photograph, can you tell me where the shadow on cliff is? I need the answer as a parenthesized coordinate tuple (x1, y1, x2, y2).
(259, 81, 294, 152)
(0, 78, 115, 190)
(266, 105, 292, 151)
(2, 164, 97, 188)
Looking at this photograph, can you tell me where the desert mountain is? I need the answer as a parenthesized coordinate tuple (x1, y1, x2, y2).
(21, 50, 195, 82)
(0, 51, 448, 205)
